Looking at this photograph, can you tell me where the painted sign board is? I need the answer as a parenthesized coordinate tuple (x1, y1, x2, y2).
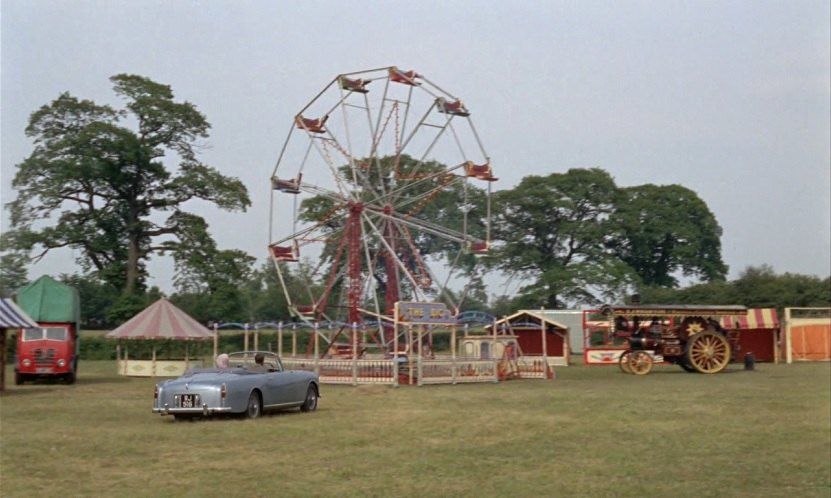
(395, 302, 455, 325)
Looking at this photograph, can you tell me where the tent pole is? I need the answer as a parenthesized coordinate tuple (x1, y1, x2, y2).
(278, 322, 283, 357)
(152, 345, 156, 377)
(213, 323, 218, 361)
(541, 307, 549, 379)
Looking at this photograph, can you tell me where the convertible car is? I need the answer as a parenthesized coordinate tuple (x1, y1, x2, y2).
(153, 351, 320, 420)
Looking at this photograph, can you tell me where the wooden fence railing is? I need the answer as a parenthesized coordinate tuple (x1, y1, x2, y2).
(281, 354, 555, 385)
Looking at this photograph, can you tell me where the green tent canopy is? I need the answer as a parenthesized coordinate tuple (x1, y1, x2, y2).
(16, 275, 81, 326)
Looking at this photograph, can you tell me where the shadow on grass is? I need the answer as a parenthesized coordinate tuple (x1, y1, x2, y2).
(162, 407, 313, 423)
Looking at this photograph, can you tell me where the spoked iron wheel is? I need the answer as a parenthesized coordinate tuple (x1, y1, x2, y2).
(618, 351, 632, 374)
(686, 331, 731, 374)
(628, 351, 654, 376)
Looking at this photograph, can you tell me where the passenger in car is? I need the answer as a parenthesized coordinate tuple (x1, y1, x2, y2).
(215, 353, 230, 368)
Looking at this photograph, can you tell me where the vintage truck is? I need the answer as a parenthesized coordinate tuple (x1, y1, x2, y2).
(14, 276, 81, 384)
(602, 304, 747, 375)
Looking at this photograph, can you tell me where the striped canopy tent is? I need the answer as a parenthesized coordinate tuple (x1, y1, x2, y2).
(107, 298, 214, 376)
(1, 298, 39, 392)
(719, 308, 779, 330)
(720, 308, 780, 363)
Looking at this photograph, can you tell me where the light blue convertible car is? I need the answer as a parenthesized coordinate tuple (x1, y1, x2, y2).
(153, 351, 320, 420)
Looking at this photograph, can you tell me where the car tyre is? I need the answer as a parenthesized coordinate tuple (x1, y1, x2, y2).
(300, 385, 318, 412)
(246, 391, 262, 419)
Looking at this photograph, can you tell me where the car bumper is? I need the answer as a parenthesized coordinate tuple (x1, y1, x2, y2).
(153, 403, 233, 416)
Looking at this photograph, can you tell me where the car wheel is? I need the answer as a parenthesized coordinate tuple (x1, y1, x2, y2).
(300, 385, 318, 413)
(246, 391, 262, 419)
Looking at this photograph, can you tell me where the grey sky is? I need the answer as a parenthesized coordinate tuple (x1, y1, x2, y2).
(2, 0, 829, 295)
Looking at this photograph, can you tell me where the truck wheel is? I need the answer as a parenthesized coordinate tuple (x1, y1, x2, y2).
(64, 370, 76, 384)
(14, 371, 25, 385)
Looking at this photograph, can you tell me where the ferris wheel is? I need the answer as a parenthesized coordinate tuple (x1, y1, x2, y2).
(268, 66, 495, 336)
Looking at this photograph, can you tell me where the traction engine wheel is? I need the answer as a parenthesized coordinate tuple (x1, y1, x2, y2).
(629, 351, 654, 376)
(618, 351, 632, 374)
(686, 330, 731, 374)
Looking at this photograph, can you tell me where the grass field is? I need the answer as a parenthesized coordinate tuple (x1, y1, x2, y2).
(1, 360, 829, 498)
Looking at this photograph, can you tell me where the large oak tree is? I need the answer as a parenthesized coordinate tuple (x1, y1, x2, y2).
(607, 184, 728, 287)
(491, 168, 728, 307)
(3, 74, 250, 297)
(492, 168, 637, 307)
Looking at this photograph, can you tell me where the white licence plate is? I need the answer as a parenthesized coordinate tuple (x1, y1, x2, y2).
(36, 367, 53, 373)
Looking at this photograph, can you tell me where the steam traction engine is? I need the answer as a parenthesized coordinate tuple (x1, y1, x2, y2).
(602, 304, 747, 375)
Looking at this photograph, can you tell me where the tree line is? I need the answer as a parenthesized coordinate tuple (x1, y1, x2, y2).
(1, 74, 828, 327)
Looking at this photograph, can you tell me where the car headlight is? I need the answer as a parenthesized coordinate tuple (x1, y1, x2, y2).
(22, 359, 31, 367)
(57, 359, 66, 367)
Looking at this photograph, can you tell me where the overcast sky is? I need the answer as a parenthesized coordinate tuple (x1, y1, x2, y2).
(2, 0, 829, 295)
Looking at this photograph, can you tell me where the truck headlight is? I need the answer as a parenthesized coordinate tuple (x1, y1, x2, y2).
(22, 359, 31, 367)
(57, 359, 66, 367)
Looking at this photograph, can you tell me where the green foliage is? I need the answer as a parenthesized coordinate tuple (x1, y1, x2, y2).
(608, 184, 727, 286)
(3, 331, 313, 361)
(491, 168, 731, 308)
(2, 74, 251, 296)
(0, 251, 29, 298)
(58, 273, 119, 329)
(639, 265, 830, 309)
(492, 168, 637, 307)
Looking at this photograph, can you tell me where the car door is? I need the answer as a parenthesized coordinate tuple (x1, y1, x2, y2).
(260, 369, 294, 407)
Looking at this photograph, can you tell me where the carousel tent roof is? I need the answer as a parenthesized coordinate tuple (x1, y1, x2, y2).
(0, 298, 38, 329)
(106, 298, 213, 340)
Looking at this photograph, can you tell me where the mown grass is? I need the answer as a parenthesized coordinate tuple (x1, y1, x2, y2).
(1, 361, 829, 497)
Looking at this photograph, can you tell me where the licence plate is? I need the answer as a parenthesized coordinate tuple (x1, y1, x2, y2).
(180, 394, 199, 408)
(36, 367, 53, 373)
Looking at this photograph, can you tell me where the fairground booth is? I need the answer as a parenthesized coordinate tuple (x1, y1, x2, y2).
(107, 298, 213, 377)
(491, 310, 570, 367)
(784, 307, 831, 363)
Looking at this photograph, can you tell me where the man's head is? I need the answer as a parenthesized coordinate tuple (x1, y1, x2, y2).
(254, 353, 264, 365)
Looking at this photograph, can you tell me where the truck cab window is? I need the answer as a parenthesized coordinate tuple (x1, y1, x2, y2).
(45, 328, 68, 341)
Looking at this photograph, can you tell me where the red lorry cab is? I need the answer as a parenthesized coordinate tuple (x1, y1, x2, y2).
(15, 276, 81, 385)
